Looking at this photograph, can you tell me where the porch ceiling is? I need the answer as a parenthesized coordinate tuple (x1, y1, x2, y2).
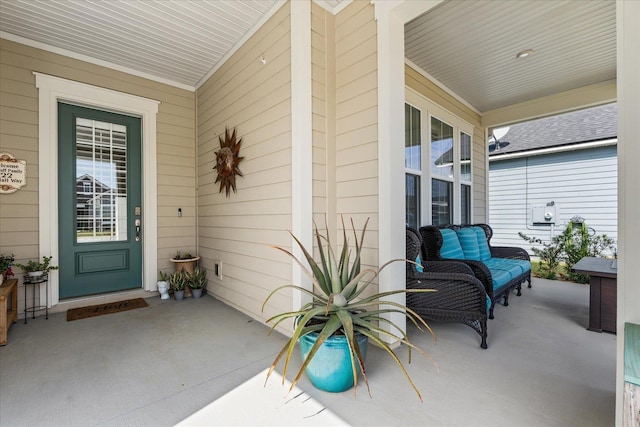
(0, 0, 616, 108)
(406, 0, 616, 112)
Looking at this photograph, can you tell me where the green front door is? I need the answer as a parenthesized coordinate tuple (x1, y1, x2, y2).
(58, 103, 143, 299)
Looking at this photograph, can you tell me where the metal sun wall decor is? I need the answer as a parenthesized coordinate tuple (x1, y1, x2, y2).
(213, 127, 244, 197)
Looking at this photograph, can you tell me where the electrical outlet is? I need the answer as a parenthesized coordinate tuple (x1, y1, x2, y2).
(214, 261, 223, 280)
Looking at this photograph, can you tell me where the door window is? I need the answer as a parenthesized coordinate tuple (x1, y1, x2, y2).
(75, 118, 128, 243)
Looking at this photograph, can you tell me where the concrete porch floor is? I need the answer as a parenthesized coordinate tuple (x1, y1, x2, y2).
(0, 278, 615, 426)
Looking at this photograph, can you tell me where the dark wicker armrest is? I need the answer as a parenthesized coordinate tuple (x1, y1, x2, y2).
(420, 260, 475, 276)
(407, 271, 487, 312)
(490, 246, 531, 261)
(448, 259, 493, 297)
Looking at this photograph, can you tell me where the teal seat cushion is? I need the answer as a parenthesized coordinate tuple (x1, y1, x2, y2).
(471, 227, 492, 261)
(508, 258, 531, 274)
(456, 228, 481, 260)
(439, 229, 465, 260)
(486, 258, 530, 275)
(485, 258, 525, 291)
(415, 255, 424, 273)
(489, 269, 512, 291)
(486, 295, 492, 312)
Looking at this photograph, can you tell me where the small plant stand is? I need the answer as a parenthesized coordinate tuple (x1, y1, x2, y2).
(23, 274, 48, 324)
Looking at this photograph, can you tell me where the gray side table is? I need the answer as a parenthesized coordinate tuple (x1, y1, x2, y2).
(572, 257, 616, 333)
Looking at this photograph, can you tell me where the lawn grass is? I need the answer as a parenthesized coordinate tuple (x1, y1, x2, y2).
(530, 260, 591, 284)
(531, 260, 569, 281)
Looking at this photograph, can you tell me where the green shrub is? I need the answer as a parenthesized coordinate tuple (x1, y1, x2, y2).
(518, 233, 563, 280)
(520, 219, 616, 283)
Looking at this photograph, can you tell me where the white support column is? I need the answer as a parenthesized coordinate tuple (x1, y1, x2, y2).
(616, 1, 640, 425)
(290, 0, 313, 307)
(373, 0, 443, 344)
(375, 2, 408, 344)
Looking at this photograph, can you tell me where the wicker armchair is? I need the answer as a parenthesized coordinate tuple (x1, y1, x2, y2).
(419, 224, 531, 319)
(406, 227, 489, 349)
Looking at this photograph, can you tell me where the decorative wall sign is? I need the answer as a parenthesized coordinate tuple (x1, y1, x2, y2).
(213, 127, 244, 197)
(0, 153, 27, 194)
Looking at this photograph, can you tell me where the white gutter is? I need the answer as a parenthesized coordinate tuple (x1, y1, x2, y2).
(489, 138, 617, 161)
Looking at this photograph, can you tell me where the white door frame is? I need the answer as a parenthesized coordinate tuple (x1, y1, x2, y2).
(35, 73, 159, 306)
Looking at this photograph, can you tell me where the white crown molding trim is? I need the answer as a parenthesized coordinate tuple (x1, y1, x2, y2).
(405, 58, 481, 116)
(195, 0, 288, 89)
(312, 0, 353, 14)
(2, 32, 195, 92)
(332, 0, 353, 14)
(34, 72, 159, 306)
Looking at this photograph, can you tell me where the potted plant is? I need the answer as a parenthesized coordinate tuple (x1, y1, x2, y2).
(0, 253, 15, 283)
(186, 267, 207, 299)
(169, 271, 186, 300)
(157, 271, 170, 300)
(15, 256, 58, 278)
(262, 218, 435, 400)
(169, 251, 200, 274)
(170, 251, 200, 297)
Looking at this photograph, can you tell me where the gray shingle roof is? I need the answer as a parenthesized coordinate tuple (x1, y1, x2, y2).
(488, 103, 617, 156)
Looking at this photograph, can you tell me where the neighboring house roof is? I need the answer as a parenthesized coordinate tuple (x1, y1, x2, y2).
(489, 103, 617, 157)
(77, 174, 112, 192)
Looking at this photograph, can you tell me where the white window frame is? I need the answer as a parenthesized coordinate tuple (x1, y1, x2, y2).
(459, 129, 473, 224)
(406, 87, 474, 226)
(404, 101, 423, 229)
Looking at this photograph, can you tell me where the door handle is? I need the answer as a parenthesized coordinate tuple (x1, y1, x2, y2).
(135, 219, 141, 241)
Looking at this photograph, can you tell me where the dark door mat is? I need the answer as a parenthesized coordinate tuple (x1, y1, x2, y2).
(67, 298, 149, 321)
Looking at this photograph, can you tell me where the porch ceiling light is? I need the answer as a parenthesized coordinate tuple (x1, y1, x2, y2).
(516, 49, 534, 59)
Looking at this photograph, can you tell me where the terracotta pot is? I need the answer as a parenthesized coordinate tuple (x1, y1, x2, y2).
(170, 256, 199, 296)
(170, 257, 200, 274)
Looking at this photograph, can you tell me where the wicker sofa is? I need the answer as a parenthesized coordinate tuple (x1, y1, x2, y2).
(419, 224, 531, 319)
(406, 227, 490, 349)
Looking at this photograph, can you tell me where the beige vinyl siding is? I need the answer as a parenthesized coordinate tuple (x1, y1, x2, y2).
(405, 64, 487, 223)
(334, 1, 379, 295)
(196, 3, 293, 324)
(0, 38, 195, 313)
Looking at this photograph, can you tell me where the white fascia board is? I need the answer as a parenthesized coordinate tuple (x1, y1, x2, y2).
(488, 138, 617, 161)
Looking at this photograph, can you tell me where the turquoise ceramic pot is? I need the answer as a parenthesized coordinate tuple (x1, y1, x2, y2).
(299, 332, 368, 392)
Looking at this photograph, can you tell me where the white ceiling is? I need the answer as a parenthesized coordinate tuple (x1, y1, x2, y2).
(0, 0, 616, 111)
(406, 0, 616, 112)
(0, 0, 280, 88)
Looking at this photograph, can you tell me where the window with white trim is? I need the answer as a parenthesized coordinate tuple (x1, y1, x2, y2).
(405, 88, 474, 227)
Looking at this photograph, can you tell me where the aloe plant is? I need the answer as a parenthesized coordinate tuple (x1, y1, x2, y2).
(186, 266, 207, 289)
(262, 217, 435, 401)
(168, 271, 186, 291)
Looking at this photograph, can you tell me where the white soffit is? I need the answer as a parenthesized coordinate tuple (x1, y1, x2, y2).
(0, 0, 279, 89)
(405, 0, 616, 112)
(0, 0, 350, 90)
